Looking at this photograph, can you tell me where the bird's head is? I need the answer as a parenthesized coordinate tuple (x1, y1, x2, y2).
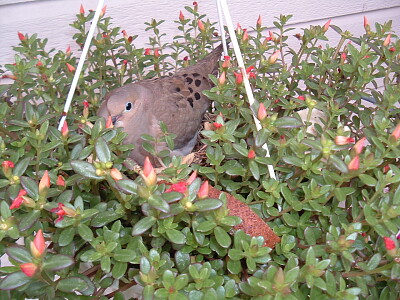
(97, 84, 147, 127)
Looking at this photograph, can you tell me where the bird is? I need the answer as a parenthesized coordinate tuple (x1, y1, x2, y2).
(98, 44, 224, 166)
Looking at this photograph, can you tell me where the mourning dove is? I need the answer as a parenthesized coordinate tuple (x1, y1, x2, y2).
(98, 44, 223, 166)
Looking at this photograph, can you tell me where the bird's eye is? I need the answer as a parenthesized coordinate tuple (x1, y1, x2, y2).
(125, 102, 133, 111)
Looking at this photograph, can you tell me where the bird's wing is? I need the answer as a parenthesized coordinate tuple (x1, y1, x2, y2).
(144, 73, 211, 150)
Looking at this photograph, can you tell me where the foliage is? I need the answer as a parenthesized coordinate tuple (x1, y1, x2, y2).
(0, 3, 400, 299)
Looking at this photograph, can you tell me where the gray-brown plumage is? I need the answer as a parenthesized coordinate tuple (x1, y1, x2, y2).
(98, 44, 223, 166)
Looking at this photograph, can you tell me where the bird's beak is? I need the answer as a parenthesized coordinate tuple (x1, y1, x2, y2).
(112, 114, 122, 125)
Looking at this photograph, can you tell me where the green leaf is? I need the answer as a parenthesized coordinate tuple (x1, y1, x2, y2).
(232, 143, 248, 157)
(214, 226, 231, 248)
(57, 277, 88, 293)
(1, 201, 11, 219)
(248, 160, 260, 180)
(0, 271, 31, 290)
(255, 128, 269, 147)
(43, 254, 74, 271)
(20, 176, 38, 197)
(359, 174, 377, 186)
(77, 223, 94, 241)
(195, 199, 223, 212)
(13, 158, 31, 176)
(91, 211, 122, 227)
(70, 161, 103, 180)
(148, 195, 170, 213)
(114, 249, 135, 262)
(166, 229, 186, 244)
(330, 155, 348, 173)
(19, 210, 40, 231)
(6, 246, 31, 263)
(175, 251, 190, 273)
(112, 261, 127, 279)
(58, 227, 76, 246)
(275, 116, 303, 128)
(95, 137, 111, 163)
(116, 179, 137, 194)
(132, 216, 157, 235)
(282, 156, 304, 167)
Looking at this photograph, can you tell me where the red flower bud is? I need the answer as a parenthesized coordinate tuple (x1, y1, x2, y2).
(66, 46, 71, 56)
(363, 16, 370, 30)
(384, 236, 396, 250)
(100, 5, 107, 18)
(144, 48, 152, 56)
(213, 122, 223, 129)
(297, 95, 305, 101)
(242, 29, 249, 42)
(2, 160, 14, 177)
(165, 181, 187, 193)
(248, 149, 256, 159)
(18, 32, 26, 41)
(20, 262, 38, 277)
(389, 47, 395, 52)
(79, 4, 85, 14)
(347, 155, 360, 171)
(341, 52, 347, 63)
(197, 180, 209, 199)
(154, 48, 160, 58)
(222, 56, 231, 68)
(83, 101, 89, 109)
(10, 189, 27, 210)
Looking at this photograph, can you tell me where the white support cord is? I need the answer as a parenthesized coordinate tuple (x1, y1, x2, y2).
(57, 0, 105, 131)
(216, 0, 228, 56)
(217, 0, 277, 180)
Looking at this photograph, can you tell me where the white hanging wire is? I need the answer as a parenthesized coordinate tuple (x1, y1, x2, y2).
(217, 0, 277, 180)
(216, 0, 228, 57)
(57, 0, 105, 131)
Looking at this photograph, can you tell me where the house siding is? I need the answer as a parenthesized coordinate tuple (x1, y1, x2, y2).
(0, 0, 399, 67)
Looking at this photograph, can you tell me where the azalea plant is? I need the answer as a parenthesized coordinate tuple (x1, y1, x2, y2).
(0, 2, 400, 299)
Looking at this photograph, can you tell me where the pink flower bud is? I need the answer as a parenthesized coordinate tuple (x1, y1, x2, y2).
(234, 72, 243, 85)
(383, 33, 392, 47)
(297, 96, 305, 101)
(347, 155, 360, 171)
(248, 150, 256, 159)
(341, 52, 347, 63)
(257, 103, 267, 121)
(61, 122, 69, 138)
(353, 137, 366, 154)
(391, 123, 400, 140)
(110, 168, 123, 181)
(256, 15, 262, 28)
(268, 50, 280, 64)
(20, 262, 38, 277)
(79, 4, 85, 14)
(18, 32, 26, 41)
(242, 29, 249, 42)
(197, 180, 209, 199)
(323, 19, 331, 32)
(2, 160, 14, 177)
(66, 45, 71, 56)
(335, 136, 355, 145)
(39, 170, 50, 194)
(105, 116, 113, 129)
(222, 56, 231, 68)
(218, 71, 226, 86)
(213, 122, 223, 129)
(66, 63, 75, 72)
(100, 5, 107, 18)
(154, 48, 160, 58)
(186, 171, 197, 185)
(144, 48, 152, 56)
(179, 11, 185, 22)
(198, 19, 205, 32)
(31, 229, 46, 258)
(363, 16, 370, 30)
(56, 175, 65, 187)
(142, 157, 157, 187)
